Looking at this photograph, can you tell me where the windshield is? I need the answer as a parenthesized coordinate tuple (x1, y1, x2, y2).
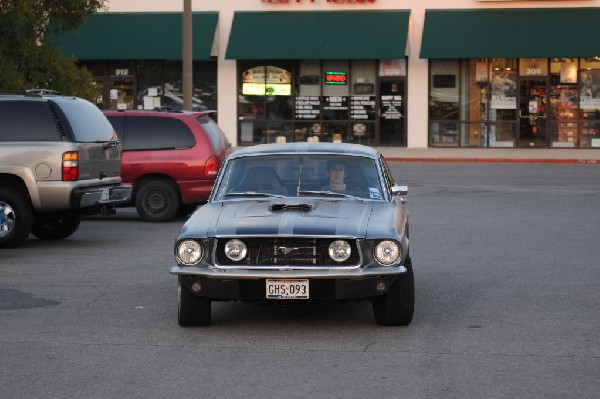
(213, 154, 384, 201)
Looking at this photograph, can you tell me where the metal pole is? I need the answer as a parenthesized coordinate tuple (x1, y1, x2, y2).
(182, 0, 193, 111)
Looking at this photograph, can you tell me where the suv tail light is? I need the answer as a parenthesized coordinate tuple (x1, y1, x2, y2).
(204, 155, 218, 178)
(62, 151, 79, 181)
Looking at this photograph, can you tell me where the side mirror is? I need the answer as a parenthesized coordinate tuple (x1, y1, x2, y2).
(391, 185, 408, 196)
(391, 185, 408, 204)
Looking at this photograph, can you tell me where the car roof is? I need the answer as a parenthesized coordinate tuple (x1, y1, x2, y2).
(229, 142, 380, 160)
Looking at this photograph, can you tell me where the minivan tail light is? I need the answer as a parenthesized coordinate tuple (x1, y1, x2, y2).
(204, 155, 218, 178)
(62, 151, 79, 181)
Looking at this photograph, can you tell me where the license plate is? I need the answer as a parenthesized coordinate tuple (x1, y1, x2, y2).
(266, 279, 309, 299)
(100, 187, 110, 201)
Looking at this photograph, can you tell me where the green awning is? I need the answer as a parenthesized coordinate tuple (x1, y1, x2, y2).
(420, 8, 600, 59)
(226, 11, 410, 60)
(51, 12, 218, 60)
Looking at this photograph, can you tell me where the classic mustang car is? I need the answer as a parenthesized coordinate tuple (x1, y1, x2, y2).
(170, 142, 413, 326)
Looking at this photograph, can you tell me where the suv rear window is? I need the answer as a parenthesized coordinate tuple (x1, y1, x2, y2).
(121, 116, 195, 151)
(54, 98, 114, 142)
(0, 101, 60, 141)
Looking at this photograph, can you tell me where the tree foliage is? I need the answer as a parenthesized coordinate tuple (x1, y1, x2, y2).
(0, 0, 105, 100)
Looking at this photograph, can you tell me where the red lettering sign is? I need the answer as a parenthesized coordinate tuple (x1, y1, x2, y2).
(261, 0, 375, 3)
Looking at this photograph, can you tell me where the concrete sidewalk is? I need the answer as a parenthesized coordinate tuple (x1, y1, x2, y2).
(377, 147, 600, 164)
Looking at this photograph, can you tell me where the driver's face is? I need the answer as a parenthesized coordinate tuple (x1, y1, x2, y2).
(328, 164, 345, 184)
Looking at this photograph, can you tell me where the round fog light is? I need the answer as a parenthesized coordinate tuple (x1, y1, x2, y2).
(329, 240, 351, 262)
(376, 282, 386, 292)
(191, 281, 202, 293)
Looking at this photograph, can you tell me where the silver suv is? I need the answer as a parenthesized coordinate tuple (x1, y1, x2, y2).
(0, 94, 132, 248)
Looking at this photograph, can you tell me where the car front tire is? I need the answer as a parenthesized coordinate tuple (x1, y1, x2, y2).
(0, 187, 34, 248)
(372, 256, 414, 326)
(178, 276, 211, 327)
(135, 179, 180, 222)
(31, 216, 81, 240)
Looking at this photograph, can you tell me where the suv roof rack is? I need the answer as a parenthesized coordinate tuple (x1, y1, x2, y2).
(24, 89, 62, 97)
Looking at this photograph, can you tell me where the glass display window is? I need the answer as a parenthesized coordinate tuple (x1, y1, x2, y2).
(429, 60, 460, 121)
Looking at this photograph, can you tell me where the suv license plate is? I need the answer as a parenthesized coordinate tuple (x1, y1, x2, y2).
(100, 187, 110, 201)
(266, 279, 309, 299)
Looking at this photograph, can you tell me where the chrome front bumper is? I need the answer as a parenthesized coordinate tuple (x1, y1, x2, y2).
(170, 264, 407, 279)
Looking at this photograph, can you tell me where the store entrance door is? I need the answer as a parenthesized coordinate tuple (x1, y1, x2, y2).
(378, 80, 406, 146)
(518, 79, 549, 147)
(108, 78, 135, 110)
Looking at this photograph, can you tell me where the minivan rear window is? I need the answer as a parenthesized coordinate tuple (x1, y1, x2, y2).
(0, 101, 60, 141)
(198, 117, 225, 151)
(54, 98, 115, 142)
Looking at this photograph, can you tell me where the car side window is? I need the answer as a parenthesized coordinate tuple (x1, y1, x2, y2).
(0, 101, 61, 141)
(123, 116, 195, 151)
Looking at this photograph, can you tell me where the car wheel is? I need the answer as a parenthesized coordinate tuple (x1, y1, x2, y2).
(31, 216, 81, 240)
(135, 180, 180, 222)
(178, 276, 211, 327)
(372, 256, 414, 326)
(0, 187, 34, 248)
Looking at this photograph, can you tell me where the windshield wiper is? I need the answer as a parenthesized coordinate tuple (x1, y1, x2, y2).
(223, 191, 286, 198)
(297, 190, 363, 201)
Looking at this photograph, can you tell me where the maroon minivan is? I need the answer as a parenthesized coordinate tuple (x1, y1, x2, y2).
(104, 109, 231, 222)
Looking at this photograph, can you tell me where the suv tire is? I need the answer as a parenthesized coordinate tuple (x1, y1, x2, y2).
(0, 187, 34, 248)
(135, 179, 180, 222)
(31, 216, 81, 240)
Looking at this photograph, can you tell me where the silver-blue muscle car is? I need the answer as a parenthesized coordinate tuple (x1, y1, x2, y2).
(170, 142, 413, 326)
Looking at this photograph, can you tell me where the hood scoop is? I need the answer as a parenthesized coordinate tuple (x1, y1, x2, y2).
(270, 203, 312, 212)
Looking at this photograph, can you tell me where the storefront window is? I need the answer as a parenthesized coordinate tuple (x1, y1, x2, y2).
(137, 61, 163, 110)
(429, 60, 460, 146)
(429, 57, 600, 148)
(237, 59, 403, 146)
(549, 59, 578, 147)
(579, 58, 600, 147)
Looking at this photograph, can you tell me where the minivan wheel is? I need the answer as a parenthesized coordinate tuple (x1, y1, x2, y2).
(178, 276, 211, 327)
(31, 216, 81, 240)
(0, 187, 34, 248)
(135, 180, 180, 222)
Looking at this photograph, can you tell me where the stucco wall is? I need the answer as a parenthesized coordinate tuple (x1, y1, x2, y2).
(103, 0, 599, 147)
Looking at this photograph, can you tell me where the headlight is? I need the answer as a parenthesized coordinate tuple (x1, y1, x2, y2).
(176, 239, 203, 265)
(224, 239, 247, 261)
(374, 240, 401, 266)
(329, 240, 351, 262)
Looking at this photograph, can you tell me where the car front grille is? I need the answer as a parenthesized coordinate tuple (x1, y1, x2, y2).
(215, 237, 359, 267)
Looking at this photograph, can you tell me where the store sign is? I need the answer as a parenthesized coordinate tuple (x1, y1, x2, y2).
(243, 83, 291, 96)
(295, 96, 321, 119)
(491, 70, 517, 110)
(325, 71, 347, 85)
(350, 96, 376, 120)
(379, 59, 405, 77)
(381, 95, 403, 120)
(323, 96, 348, 110)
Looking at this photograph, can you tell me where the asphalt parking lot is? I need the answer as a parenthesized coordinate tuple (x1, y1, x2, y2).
(1, 163, 599, 399)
